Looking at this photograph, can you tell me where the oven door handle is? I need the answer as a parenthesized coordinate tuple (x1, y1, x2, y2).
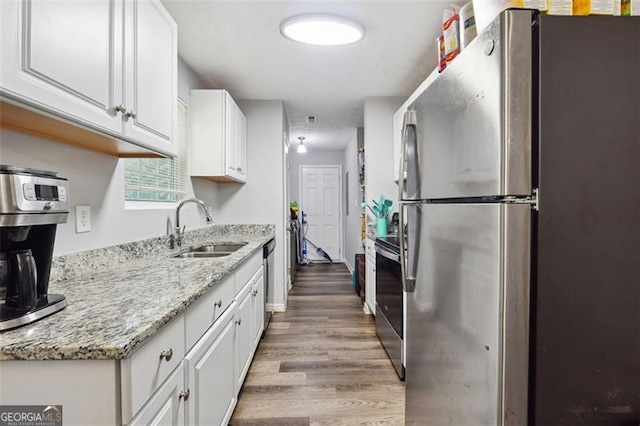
(374, 245, 401, 263)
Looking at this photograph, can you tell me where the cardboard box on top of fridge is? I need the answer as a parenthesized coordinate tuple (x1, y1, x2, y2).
(473, 0, 548, 32)
(474, 0, 637, 30)
(560, 0, 640, 15)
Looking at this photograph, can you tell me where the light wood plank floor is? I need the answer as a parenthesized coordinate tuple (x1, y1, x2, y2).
(230, 262, 405, 426)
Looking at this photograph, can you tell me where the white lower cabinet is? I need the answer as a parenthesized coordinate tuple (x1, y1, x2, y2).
(251, 269, 265, 348)
(0, 251, 267, 426)
(235, 280, 254, 392)
(365, 238, 376, 315)
(184, 302, 238, 426)
(128, 362, 185, 426)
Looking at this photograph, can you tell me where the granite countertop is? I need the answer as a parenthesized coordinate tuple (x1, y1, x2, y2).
(0, 224, 275, 361)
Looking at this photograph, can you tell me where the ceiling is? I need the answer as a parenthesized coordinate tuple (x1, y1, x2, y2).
(162, 1, 456, 150)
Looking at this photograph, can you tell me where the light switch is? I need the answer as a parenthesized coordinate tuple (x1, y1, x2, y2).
(75, 205, 91, 233)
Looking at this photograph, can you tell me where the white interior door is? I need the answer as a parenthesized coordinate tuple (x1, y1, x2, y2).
(300, 166, 342, 262)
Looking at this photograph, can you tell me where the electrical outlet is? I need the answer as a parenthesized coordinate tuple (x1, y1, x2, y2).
(75, 205, 91, 233)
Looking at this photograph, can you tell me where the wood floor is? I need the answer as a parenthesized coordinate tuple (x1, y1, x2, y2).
(230, 262, 405, 425)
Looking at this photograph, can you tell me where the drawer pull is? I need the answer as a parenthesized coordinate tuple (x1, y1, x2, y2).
(235, 319, 242, 326)
(159, 348, 173, 362)
(179, 389, 190, 401)
(214, 299, 223, 308)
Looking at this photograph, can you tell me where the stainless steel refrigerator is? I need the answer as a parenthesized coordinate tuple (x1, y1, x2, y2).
(400, 10, 640, 426)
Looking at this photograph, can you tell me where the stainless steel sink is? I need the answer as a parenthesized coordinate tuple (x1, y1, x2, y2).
(191, 243, 247, 253)
(172, 242, 247, 259)
(173, 252, 230, 259)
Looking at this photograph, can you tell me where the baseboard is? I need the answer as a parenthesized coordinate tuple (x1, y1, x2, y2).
(343, 259, 354, 273)
(268, 302, 287, 312)
(364, 301, 375, 316)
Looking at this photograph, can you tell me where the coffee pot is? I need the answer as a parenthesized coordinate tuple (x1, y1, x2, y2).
(5, 249, 38, 311)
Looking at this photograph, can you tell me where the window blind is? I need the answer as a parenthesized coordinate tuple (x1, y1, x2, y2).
(124, 100, 188, 202)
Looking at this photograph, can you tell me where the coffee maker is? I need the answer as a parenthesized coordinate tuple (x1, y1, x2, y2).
(0, 165, 69, 331)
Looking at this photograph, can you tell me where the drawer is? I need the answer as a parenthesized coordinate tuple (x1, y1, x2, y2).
(121, 314, 185, 424)
(185, 274, 235, 351)
(235, 251, 262, 293)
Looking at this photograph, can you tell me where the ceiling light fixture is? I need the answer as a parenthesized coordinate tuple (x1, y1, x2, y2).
(297, 136, 307, 153)
(280, 14, 365, 46)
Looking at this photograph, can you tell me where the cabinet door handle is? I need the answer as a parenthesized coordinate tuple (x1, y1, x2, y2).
(235, 318, 242, 325)
(126, 110, 137, 119)
(159, 348, 173, 362)
(252, 289, 258, 297)
(237, 167, 243, 172)
(179, 389, 190, 401)
(114, 105, 127, 114)
(214, 299, 222, 308)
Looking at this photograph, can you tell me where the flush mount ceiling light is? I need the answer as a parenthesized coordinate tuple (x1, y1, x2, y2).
(297, 136, 307, 153)
(280, 14, 365, 46)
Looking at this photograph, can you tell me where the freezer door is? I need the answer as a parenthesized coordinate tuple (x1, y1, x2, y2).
(403, 10, 533, 201)
(404, 203, 531, 425)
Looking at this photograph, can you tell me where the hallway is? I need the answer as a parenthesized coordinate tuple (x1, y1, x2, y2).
(230, 263, 405, 425)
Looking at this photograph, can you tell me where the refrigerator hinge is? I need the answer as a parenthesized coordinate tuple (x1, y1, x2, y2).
(504, 188, 539, 211)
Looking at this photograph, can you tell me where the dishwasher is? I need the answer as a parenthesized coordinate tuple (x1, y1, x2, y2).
(263, 238, 276, 335)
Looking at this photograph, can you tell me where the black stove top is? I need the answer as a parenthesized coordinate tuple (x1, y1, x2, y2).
(375, 234, 401, 254)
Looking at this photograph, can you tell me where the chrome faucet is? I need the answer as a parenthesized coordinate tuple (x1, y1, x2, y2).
(171, 198, 213, 249)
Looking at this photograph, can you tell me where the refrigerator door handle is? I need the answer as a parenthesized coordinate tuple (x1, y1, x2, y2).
(398, 110, 418, 202)
(399, 203, 419, 292)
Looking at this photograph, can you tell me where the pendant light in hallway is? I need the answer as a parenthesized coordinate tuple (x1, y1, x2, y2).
(297, 136, 307, 154)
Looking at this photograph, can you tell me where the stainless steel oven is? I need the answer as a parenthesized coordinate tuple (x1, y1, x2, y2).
(375, 236, 404, 380)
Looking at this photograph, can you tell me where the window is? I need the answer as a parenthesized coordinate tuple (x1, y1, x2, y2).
(124, 100, 188, 203)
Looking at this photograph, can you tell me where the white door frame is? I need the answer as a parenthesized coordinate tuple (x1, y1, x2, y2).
(298, 165, 344, 262)
(283, 132, 291, 293)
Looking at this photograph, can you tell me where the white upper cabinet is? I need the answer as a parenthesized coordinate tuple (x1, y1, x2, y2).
(0, 0, 177, 158)
(0, 0, 123, 133)
(123, 0, 177, 155)
(190, 90, 247, 183)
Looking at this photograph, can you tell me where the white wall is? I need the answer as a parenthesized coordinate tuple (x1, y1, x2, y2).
(343, 128, 365, 271)
(0, 58, 217, 255)
(216, 100, 288, 310)
(364, 97, 403, 231)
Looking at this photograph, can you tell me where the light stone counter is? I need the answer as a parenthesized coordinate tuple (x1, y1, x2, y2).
(0, 224, 275, 361)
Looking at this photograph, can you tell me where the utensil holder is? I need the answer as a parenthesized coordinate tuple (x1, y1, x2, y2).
(376, 218, 388, 237)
